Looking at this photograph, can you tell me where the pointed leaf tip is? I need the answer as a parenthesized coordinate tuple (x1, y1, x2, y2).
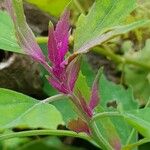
(48, 9, 70, 65)
(55, 9, 70, 61)
(66, 56, 81, 92)
(49, 21, 54, 28)
(48, 22, 59, 65)
(4, 0, 46, 63)
(89, 69, 102, 110)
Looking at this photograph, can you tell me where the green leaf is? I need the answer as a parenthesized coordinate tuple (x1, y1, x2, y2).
(0, 11, 22, 53)
(99, 74, 138, 111)
(96, 73, 138, 145)
(74, 0, 137, 52)
(74, 71, 91, 101)
(52, 99, 77, 124)
(17, 137, 85, 150)
(124, 39, 150, 103)
(80, 56, 95, 86)
(94, 107, 122, 149)
(26, 0, 71, 16)
(0, 88, 64, 130)
(124, 107, 150, 138)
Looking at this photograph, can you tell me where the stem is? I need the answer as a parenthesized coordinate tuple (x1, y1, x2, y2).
(145, 97, 150, 108)
(93, 47, 150, 70)
(73, 0, 85, 14)
(0, 129, 91, 142)
(36, 37, 48, 44)
(42, 94, 66, 103)
(36, 36, 73, 44)
(69, 93, 91, 123)
(69, 94, 114, 149)
(91, 112, 122, 123)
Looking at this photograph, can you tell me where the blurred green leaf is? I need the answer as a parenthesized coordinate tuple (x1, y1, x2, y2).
(80, 56, 95, 86)
(26, 0, 71, 16)
(0, 11, 22, 53)
(124, 39, 150, 103)
(0, 88, 64, 130)
(17, 136, 85, 150)
(2, 135, 29, 150)
(124, 107, 150, 138)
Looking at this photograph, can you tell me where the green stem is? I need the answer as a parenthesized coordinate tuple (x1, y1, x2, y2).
(36, 35, 73, 44)
(91, 112, 122, 123)
(36, 37, 48, 44)
(73, 0, 85, 14)
(93, 47, 150, 70)
(0, 129, 91, 142)
(42, 94, 66, 103)
(145, 97, 150, 108)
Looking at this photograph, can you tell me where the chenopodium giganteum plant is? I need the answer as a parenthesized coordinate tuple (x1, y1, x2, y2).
(1, 0, 150, 150)
(4, 0, 99, 131)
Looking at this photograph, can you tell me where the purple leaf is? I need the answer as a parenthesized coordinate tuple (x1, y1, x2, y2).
(89, 69, 101, 110)
(48, 22, 59, 66)
(47, 76, 68, 94)
(54, 9, 70, 62)
(68, 118, 91, 134)
(4, 0, 46, 64)
(48, 9, 70, 65)
(66, 56, 81, 92)
(77, 90, 93, 118)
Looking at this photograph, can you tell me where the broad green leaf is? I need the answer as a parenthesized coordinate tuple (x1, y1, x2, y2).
(74, 0, 137, 52)
(99, 74, 138, 111)
(124, 107, 150, 138)
(52, 99, 77, 124)
(95, 107, 122, 149)
(80, 56, 95, 85)
(96, 74, 138, 145)
(95, 106, 136, 146)
(110, 19, 150, 38)
(123, 39, 150, 103)
(0, 11, 22, 53)
(0, 88, 64, 130)
(26, 0, 71, 16)
(75, 19, 150, 53)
